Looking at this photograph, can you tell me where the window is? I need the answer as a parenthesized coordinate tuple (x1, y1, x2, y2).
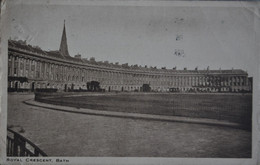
(26, 64, 29, 70)
(36, 71, 40, 78)
(8, 67, 11, 75)
(20, 63, 24, 70)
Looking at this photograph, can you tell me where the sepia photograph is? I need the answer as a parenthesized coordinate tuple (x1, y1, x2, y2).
(1, 0, 260, 164)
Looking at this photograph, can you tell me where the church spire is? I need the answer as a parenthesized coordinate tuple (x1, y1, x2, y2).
(59, 20, 70, 57)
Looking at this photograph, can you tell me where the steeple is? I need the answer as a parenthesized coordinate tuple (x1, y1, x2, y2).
(59, 20, 70, 57)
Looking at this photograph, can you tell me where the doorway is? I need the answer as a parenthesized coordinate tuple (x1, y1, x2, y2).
(31, 82, 35, 92)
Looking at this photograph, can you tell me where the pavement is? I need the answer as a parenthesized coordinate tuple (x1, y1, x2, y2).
(24, 98, 242, 129)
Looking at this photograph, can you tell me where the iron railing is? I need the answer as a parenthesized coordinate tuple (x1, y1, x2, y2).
(7, 128, 47, 157)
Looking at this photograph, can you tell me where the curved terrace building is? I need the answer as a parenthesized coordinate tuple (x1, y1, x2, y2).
(8, 22, 252, 93)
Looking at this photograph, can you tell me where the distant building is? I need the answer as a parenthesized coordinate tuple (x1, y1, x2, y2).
(8, 22, 252, 93)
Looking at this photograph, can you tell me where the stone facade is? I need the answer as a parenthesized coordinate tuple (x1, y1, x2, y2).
(7, 23, 252, 93)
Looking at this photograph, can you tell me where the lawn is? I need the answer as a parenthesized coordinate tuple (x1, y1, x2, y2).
(43, 93, 252, 127)
(9, 94, 252, 157)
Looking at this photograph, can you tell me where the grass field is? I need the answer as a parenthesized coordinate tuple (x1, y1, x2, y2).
(42, 93, 252, 127)
(9, 94, 252, 157)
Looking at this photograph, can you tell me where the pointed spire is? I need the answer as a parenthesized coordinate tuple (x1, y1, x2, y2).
(59, 20, 70, 57)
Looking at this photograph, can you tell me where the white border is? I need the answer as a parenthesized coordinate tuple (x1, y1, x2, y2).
(1, 1, 259, 165)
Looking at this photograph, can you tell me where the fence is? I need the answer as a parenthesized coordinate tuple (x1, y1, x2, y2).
(7, 128, 47, 157)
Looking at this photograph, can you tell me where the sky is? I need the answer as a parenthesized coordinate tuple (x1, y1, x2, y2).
(7, 1, 259, 76)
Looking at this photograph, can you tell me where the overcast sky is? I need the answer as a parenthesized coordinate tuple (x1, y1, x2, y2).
(7, 1, 259, 76)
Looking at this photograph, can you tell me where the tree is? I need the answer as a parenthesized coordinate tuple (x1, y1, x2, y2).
(87, 81, 100, 91)
(142, 84, 151, 92)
